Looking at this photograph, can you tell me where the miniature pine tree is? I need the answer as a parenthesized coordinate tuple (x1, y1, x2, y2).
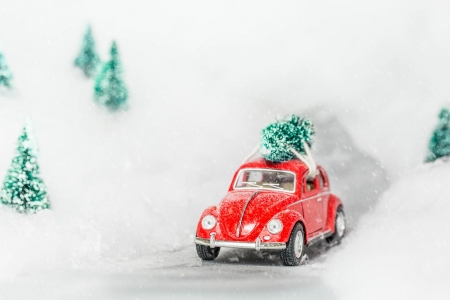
(94, 41, 128, 110)
(0, 123, 50, 213)
(74, 25, 100, 77)
(426, 108, 450, 162)
(260, 115, 315, 162)
(0, 48, 13, 88)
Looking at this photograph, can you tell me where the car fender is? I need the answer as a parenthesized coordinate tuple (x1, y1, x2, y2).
(196, 205, 218, 238)
(266, 209, 306, 243)
(325, 194, 343, 233)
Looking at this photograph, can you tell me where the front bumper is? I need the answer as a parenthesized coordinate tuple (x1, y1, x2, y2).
(195, 234, 286, 251)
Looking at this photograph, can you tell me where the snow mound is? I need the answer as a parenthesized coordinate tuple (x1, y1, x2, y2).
(325, 160, 450, 299)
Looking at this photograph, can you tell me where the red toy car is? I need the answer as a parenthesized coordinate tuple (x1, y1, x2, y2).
(195, 158, 345, 266)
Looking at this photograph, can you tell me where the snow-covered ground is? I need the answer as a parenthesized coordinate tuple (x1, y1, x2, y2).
(0, 0, 450, 299)
(326, 160, 450, 299)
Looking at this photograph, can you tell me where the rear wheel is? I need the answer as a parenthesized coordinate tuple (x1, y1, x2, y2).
(327, 206, 346, 244)
(196, 244, 220, 260)
(280, 223, 305, 266)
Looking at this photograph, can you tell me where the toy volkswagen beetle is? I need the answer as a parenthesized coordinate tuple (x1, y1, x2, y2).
(194, 158, 345, 266)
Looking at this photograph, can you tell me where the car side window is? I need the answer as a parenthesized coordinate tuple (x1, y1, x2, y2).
(306, 178, 315, 192)
(318, 173, 324, 189)
(318, 169, 328, 188)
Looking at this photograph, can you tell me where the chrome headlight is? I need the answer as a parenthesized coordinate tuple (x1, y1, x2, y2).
(267, 219, 283, 234)
(201, 215, 217, 230)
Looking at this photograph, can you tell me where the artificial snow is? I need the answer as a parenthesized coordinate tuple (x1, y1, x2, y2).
(325, 160, 450, 299)
(0, 0, 450, 298)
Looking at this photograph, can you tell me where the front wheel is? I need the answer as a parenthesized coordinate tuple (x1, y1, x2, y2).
(280, 223, 305, 266)
(196, 244, 220, 260)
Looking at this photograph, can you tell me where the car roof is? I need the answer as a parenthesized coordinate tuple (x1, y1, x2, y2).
(238, 158, 311, 175)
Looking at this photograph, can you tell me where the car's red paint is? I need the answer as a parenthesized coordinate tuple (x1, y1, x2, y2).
(325, 194, 342, 233)
(196, 158, 343, 246)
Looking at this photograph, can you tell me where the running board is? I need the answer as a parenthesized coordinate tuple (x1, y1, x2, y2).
(307, 230, 332, 246)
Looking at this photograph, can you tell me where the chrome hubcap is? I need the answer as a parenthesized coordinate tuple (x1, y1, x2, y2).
(294, 231, 303, 258)
(336, 211, 346, 237)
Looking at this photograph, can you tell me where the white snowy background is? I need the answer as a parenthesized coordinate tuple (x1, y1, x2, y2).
(0, 0, 449, 299)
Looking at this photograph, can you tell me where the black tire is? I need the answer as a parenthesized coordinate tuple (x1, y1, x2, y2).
(280, 223, 305, 266)
(326, 206, 346, 245)
(196, 244, 220, 260)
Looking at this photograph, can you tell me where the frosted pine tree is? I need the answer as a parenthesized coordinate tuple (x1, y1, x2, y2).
(426, 108, 450, 162)
(94, 41, 128, 111)
(0, 123, 50, 213)
(74, 25, 100, 77)
(260, 115, 315, 162)
(0, 48, 13, 88)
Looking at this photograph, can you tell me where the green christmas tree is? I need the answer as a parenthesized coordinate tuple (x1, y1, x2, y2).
(0, 123, 50, 213)
(0, 48, 13, 88)
(260, 115, 315, 162)
(426, 108, 450, 162)
(94, 41, 128, 110)
(74, 25, 100, 77)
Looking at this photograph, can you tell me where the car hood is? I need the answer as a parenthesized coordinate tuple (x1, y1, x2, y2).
(217, 190, 295, 239)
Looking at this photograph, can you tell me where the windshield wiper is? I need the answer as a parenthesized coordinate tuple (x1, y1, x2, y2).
(263, 183, 283, 190)
(241, 181, 260, 188)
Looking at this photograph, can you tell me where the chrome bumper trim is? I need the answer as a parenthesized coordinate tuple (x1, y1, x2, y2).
(210, 232, 216, 248)
(195, 237, 286, 250)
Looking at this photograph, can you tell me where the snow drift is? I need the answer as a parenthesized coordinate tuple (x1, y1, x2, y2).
(325, 159, 450, 299)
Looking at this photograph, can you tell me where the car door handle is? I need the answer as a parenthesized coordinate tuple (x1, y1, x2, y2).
(317, 197, 322, 202)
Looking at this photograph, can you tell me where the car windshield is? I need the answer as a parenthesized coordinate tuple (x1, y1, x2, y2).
(234, 169, 296, 193)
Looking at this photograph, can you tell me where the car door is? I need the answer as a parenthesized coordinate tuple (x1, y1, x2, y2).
(301, 175, 324, 234)
(317, 168, 330, 229)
